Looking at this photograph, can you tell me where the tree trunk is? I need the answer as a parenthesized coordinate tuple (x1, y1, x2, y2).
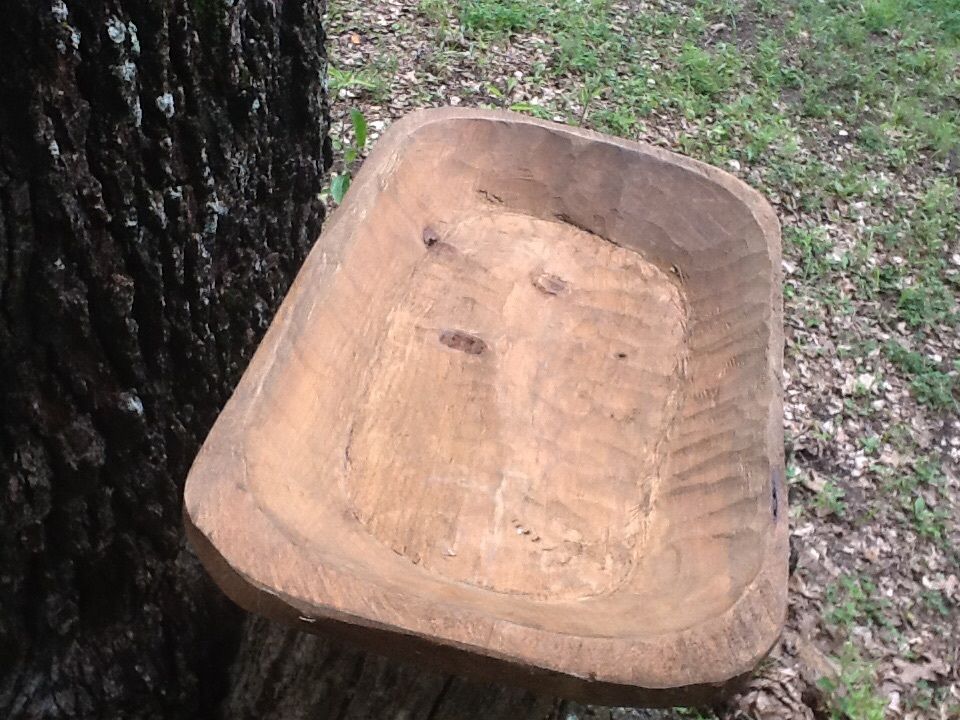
(223, 618, 672, 720)
(0, 0, 330, 716)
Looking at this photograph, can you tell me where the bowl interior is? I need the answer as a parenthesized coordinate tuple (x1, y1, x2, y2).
(224, 115, 779, 639)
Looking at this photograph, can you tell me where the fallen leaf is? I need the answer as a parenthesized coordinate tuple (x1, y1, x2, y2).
(892, 657, 950, 684)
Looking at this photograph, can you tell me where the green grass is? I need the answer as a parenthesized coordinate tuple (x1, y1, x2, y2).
(885, 342, 957, 410)
(784, 226, 834, 280)
(814, 479, 847, 517)
(920, 588, 951, 616)
(418, 0, 450, 26)
(414, 0, 960, 169)
(903, 681, 960, 717)
(328, 65, 390, 100)
(880, 457, 953, 546)
(897, 281, 956, 328)
(825, 575, 892, 631)
(911, 495, 950, 543)
(789, 0, 960, 155)
(819, 643, 888, 720)
(459, 0, 548, 35)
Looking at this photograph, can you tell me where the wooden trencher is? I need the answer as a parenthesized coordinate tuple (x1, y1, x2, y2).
(184, 107, 788, 707)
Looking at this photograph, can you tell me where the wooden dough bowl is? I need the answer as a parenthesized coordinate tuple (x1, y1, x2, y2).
(184, 108, 788, 707)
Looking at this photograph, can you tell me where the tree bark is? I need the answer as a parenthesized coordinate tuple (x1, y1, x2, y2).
(0, 0, 330, 716)
(223, 618, 673, 720)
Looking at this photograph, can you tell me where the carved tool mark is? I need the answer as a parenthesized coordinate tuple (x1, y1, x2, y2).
(531, 271, 569, 296)
(438, 329, 487, 355)
(422, 226, 440, 247)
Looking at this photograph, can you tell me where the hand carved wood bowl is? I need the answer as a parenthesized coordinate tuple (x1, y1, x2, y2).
(184, 108, 787, 707)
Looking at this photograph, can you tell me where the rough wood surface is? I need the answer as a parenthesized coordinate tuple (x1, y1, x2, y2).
(222, 616, 676, 720)
(186, 108, 788, 707)
(0, 1, 329, 716)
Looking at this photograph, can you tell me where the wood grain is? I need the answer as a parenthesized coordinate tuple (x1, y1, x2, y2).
(184, 107, 788, 706)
